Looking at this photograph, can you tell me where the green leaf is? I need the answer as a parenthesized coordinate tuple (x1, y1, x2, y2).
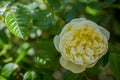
(37, 39, 56, 52)
(33, 10, 53, 30)
(47, 0, 61, 10)
(104, 0, 116, 4)
(99, 52, 109, 67)
(28, 2, 39, 9)
(23, 71, 41, 80)
(15, 50, 27, 64)
(15, 42, 30, 64)
(34, 49, 59, 69)
(43, 73, 55, 80)
(63, 70, 79, 80)
(79, 0, 97, 3)
(15, 4, 32, 17)
(65, 9, 76, 22)
(0, 30, 9, 44)
(109, 53, 120, 80)
(5, 4, 32, 40)
(5, 13, 27, 40)
(34, 39, 60, 69)
(1, 63, 19, 78)
(86, 66, 101, 75)
(0, 1, 11, 17)
(113, 21, 120, 36)
(0, 76, 6, 80)
(74, 2, 86, 12)
(108, 43, 120, 54)
(102, 0, 117, 7)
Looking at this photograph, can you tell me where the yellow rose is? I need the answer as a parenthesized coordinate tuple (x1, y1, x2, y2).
(53, 18, 110, 73)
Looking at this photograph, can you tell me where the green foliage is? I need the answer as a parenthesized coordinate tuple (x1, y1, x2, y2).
(99, 52, 109, 67)
(0, 63, 18, 78)
(113, 21, 120, 36)
(15, 49, 27, 64)
(15, 42, 30, 64)
(28, 2, 39, 9)
(0, 0, 120, 80)
(5, 13, 27, 39)
(0, 30, 9, 44)
(23, 71, 41, 80)
(0, 76, 6, 80)
(5, 4, 31, 40)
(63, 70, 79, 80)
(34, 39, 60, 69)
(86, 66, 101, 75)
(47, 0, 61, 10)
(33, 9, 53, 30)
(103, 0, 117, 7)
(109, 53, 120, 80)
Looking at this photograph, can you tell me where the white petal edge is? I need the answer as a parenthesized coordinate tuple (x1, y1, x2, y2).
(85, 20, 110, 40)
(71, 18, 87, 22)
(59, 18, 87, 38)
(77, 19, 110, 41)
(98, 26, 110, 40)
(53, 35, 60, 52)
(60, 17, 110, 41)
(60, 57, 86, 73)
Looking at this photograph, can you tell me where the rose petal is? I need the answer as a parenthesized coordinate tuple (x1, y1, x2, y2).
(98, 26, 110, 40)
(60, 57, 85, 73)
(71, 18, 86, 22)
(77, 19, 110, 41)
(60, 18, 87, 38)
(59, 23, 71, 38)
(86, 62, 97, 68)
(53, 35, 60, 52)
(80, 19, 110, 41)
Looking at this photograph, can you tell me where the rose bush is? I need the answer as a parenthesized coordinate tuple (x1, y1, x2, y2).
(54, 18, 110, 73)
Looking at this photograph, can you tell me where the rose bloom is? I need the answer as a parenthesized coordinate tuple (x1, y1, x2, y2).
(54, 18, 110, 73)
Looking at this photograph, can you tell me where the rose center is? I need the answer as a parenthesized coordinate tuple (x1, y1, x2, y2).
(61, 24, 106, 65)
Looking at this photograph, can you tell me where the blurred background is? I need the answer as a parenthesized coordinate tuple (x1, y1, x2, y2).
(0, 0, 120, 80)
